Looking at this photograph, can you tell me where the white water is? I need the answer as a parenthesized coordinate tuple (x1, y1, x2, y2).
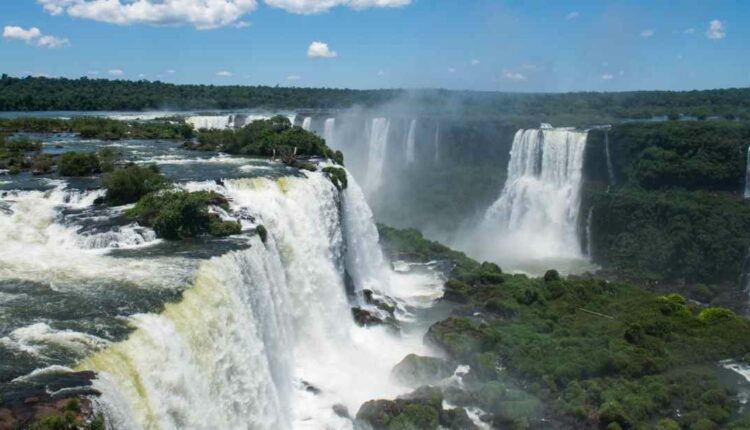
(745, 146, 750, 199)
(405, 119, 416, 164)
(301, 117, 312, 131)
(324, 118, 336, 147)
(81, 173, 442, 430)
(469, 126, 589, 272)
(186, 115, 234, 130)
(364, 118, 390, 193)
(605, 131, 616, 188)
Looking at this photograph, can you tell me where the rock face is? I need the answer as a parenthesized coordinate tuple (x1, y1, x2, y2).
(391, 354, 453, 387)
(355, 386, 478, 430)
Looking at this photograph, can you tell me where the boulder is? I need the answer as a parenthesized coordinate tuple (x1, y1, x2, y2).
(391, 354, 453, 387)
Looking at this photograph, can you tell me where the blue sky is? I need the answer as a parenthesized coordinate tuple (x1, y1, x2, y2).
(1, 0, 748, 92)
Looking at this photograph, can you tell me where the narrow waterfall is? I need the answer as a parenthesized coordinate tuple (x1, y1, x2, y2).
(405, 119, 416, 164)
(477, 126, 589, 266)
(433, 123, 440, 164)
(302, 117, 312, 131)
(744, 146, 750, 199)
(605, 130, 616, 188)
(324, 118, 336, 147)
(585, 206, 594, 258)
(185, 115, 234, 130)
(364, 118, 390, 193)
(78, 173, 424, 430)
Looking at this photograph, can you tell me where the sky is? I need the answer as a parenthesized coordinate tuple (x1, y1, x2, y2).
(1, 0, 748, 92)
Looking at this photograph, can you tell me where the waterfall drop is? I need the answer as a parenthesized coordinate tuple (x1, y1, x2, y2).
(302, 117, 312, 131)
(324, 118, 336, 147)
(364, 118, 390, 193)
(405, 119, 416, 164)
(605, 130, 616, 188)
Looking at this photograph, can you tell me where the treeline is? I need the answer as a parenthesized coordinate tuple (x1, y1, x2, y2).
(0, 116, 194, 140)
(2, 75, 750, 123)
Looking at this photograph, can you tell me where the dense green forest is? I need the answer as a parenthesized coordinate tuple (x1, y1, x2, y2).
(376, 225, 750, 430)
(2, 76, 750, 124)
(583, 121, 750, 306)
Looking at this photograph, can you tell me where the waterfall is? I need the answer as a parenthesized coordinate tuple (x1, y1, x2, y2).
(302, 117, 312, 131)
(324, 118, 336, 147)
(745, 146, 750, 199)
(405, 119, 416, 164)
(605, 130, 616, 188)
(478, 126, 589, 264)
(185, 115, 234, 130)
(79, 173, 427, 430)
(364, 118, 390, 193)
(433, 123, 440, 164)
(585, 206, 594, 258)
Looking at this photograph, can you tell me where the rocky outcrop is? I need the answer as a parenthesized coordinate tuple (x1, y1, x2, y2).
(391, 354, 453, 387)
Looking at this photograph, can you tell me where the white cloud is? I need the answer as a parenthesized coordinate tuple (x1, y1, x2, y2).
(37, 0, 258, 30)
(566, 11, 579, 20)
(683, 27, 695, 34)
(286, 75, 301, 81)
(706, 19, 726, 40)
(108, 69, 124, 76)
(3, 26, 42, 41)
(502, 71, 527, 81)
(138, 73, 147, 78)
(307, 41, 337, 58)
(216, 71, 233, 77)
(3, 25, 68, 48)
(85, 70, 99, 75)
(166, 69, 176, 74)
(264, 0, 410, 14)
(601, 73, 614, 80)
(448, 68, 456, 74)
(234, 21, 250, 28)
(470, 59, 480, 66)
(640, 29, 654, 38)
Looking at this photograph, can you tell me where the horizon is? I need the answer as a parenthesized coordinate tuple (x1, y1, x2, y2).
(2, 1, 749, 92)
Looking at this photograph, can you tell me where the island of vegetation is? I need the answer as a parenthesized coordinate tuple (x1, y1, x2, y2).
(370, 225, 750, 430)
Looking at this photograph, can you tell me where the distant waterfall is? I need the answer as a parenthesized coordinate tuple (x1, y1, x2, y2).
(364, 118, 390, 193)
(480, 126, 589, 263)
(186, 115, 234, 130)
(324, 118, 336, 147)
(745, 146, 750, 199)
(585, 206, 594, 258)
(302, 117, 312, 131)
(605, 130, 616, 188)
(405, 119, 416, 164)
(434, 123, 440, 164)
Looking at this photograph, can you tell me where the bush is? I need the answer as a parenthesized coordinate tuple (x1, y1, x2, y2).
(697, 307, 736, 324)
(31, 153, 54, 175)
(322, 166, 348, 191)
(256, 224, 268, 244)
(57, 152, 100, 176)
(127, 190, 237, 240)
(102, 164, 165, 205)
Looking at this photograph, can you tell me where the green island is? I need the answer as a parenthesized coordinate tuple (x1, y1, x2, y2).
(368, 225, 750, 430)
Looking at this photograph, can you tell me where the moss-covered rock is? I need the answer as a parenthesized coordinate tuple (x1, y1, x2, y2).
(391, 354, 453, 387)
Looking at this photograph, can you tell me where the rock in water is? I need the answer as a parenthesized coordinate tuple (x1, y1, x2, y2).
(391, 354, 453, 387)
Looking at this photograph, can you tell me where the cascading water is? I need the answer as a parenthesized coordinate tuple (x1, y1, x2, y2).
(302, 117, 312, 131)
(605, 130, 616, 188)
(472, 126, 589, 271)
(364, 118, 390, 193)
(76, 173, 438, 430)
(405, 119, 416, 164)
(324, 118, 336, 147)
(186, 115, 234, 130)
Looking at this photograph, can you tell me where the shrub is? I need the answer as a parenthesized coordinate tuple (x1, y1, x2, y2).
(697, 307, 736, 324)
(57, 152, 100, 176)
(544, 269, 561, 282)
(127, 190, 237, 240)
(102, 164, 165, 205)
(322, 166, 348, 191)
(255, 224, 268, 244)
(31, 153, 54, 175)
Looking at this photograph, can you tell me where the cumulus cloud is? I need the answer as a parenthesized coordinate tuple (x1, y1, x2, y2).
(640, 29, 654, 38)
(286, 75, 301, 81)
(307, 41, 337, 58)
(601, 73, 614, 80)
(108, 69, 124, 76)
(3, 25, 69, 48)
(264, 0, 410, 14)
(37, 0, 258, 30)
(216, 71, 233, 77)
(566, 11, 579, 20)
(502, 71, 527, 81)
(166, 69, 176, 74)
(706, 20, 726, 40)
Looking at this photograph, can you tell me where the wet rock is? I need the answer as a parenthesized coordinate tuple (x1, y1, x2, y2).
(332, 403, 350, 418)
(391, 354, 453, 387)
(351, 307, 384, 327)
(362, 289, 396, 316)
(356, 386, 445, 430)
(301, 380, 321, 395)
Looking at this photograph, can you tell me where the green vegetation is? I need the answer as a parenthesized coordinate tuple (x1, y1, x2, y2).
(126, 190, 241, 240)
(0, 116, 194, 140)
(191, 115, 341, 161)
(27, 399, 104, 430)
(57, 152, 101, 176)
(0, 135, 42, 173)
(379, 225, 750, 429)
(322, 166, 348, 190)
(101, 164, 166, 205)
(3, 76, 750, 124)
